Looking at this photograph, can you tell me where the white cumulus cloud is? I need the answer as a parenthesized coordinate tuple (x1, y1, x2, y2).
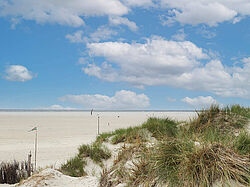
(4, 65, 34, 82)
(82, 37, 250, 99)
(182, 96, 218, 109)
(160, 0, 250, 26)
(59, 90, 150, 109)
(109, 16, 138, 31)
(0, 0, 129, 27)
(171, 28, 186, 41)
(66, 30, 85, 43)
(66, 26, 117, 43)
(122, 0, 154, 7)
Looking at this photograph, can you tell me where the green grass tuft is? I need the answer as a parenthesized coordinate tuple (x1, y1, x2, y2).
(234, 131, 250, 155)
(142, 117, 178, 139)
(152, 138, 194, 186)
(60, 156, 86, 177)
(78, 143, 111, 163)
(110, 126, 146, 144)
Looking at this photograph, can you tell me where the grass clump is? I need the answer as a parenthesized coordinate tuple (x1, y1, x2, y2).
(96, 132, 113, 144)
(152, 138, 194, 186)
(234, 131, 250, 155)
(60, 156, 86, 177)
(181, 143, 250, 186)
(110, 126, 146, 144)
(229, 104, 250, 118)
(189, 105, 248, 136)
(142, 117, 178, 139)
(60, 143, 111, 176)
(78, 143, 111, 164)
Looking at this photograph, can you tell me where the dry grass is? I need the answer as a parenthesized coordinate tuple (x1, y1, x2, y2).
(181, 143, 250, 187)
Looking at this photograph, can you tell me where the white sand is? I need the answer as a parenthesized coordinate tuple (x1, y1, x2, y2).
(0, 111, 196, 168)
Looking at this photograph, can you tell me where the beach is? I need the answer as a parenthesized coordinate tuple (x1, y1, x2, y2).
(0, 111, 196, 168)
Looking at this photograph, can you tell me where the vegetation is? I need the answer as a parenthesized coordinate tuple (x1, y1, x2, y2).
(60, 142, 111, 177)
(78, 143, 111, 163)
(62, 104, 250, 186)
(0, 161, 30, 184)
(60, 156, 86, 177)
(234, 131, 250, 155)
(142, 117, 178, 139)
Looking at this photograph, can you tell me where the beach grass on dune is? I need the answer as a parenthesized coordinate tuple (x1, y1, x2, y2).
(60, 142, 111, 177)
(141, 117, 178, 139)
(78, 143, 111, 164)
(62, 104, 250, 186)
(60, 156, 86, 177)
(234, 131, 250, 155)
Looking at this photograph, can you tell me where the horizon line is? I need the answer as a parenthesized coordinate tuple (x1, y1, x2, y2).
(0, 109, 198, 112)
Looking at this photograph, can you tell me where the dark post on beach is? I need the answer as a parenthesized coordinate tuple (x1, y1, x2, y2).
(34, 129, 38, 172)
(97, 116, 100, 135)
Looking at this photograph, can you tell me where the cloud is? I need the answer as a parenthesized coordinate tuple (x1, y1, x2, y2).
(82, 37, 250, 99)
(160, 0, 250, 26)
(40, 105, 76, 110)
(4, 65, 34, 82)
(89, 26, 118, 42)
(59, 90, 150, 109)
(109, 16, 138, 31)
(182, 96, 218, 109)
(196, 26, 216, 39)
(121, 0, 154, 7)
(171, 28, 186, 41)
(242, 57, 250, 63)
(0, 0, 128, 27)
(66, 26, 117, 43)
(66, 30, 85, 43)
(167, 97, 176, 102)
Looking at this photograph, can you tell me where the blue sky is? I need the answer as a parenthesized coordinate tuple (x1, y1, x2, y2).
(0, 0, 250, 110)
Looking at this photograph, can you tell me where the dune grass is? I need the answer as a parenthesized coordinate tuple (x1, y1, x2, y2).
(78, 143, 111, 164)
(60, 156, 86, 177)
(60, 142, 111, 177)
(63, 105, 250, 186)
(141, 117, 178, 139)
(181, 143, 249, 186)
(234, 131, 250, 155)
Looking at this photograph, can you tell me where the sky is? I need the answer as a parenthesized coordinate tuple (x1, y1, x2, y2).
(0, 0, 250, 110)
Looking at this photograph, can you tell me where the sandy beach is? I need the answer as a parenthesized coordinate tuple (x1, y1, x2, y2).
(0, 111, 196, 168)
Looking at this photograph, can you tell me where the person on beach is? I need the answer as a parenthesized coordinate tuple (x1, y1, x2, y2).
(91, 109, 93, 115)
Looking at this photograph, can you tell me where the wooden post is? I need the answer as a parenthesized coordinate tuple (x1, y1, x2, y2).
(27, 151, 32, 176)
(34, 130, 37, 172)
(97, 116, 100, 135)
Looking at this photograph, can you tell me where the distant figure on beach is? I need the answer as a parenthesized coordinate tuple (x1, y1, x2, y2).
(91, 109, 93, 115)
